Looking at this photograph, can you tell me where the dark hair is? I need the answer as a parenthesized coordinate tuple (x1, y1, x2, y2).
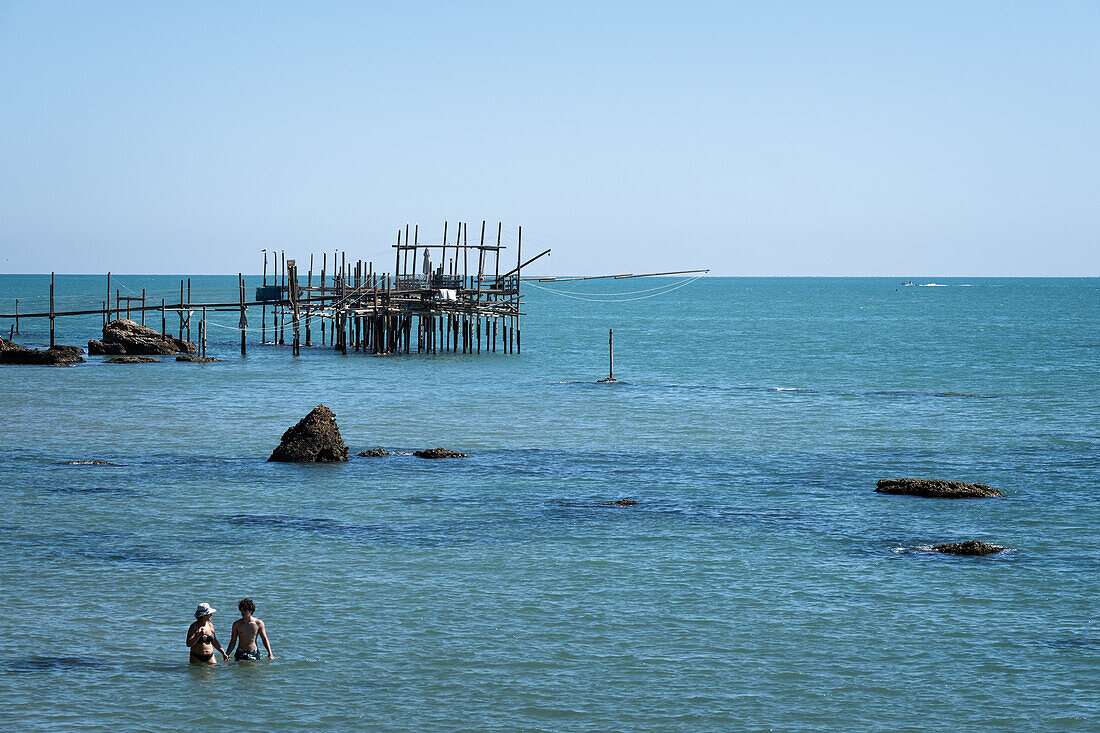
(238, 598, 255, 614)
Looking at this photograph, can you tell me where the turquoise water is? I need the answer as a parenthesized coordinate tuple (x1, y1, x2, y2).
(0, 276, 1097, 731)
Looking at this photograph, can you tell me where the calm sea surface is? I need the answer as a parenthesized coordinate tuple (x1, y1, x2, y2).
(0, 276, 1097, 731)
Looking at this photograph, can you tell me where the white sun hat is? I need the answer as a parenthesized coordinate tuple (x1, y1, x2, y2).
(194, 602, 217, 618)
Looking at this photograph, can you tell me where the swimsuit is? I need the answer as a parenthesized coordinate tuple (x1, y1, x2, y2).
(234, 649, 261, 661)
(190, 629, 215, 662)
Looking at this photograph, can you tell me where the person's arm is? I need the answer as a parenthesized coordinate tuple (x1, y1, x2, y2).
(185, 623, 203, 648)
(210, 629, 229, 661)
(225, 621, 239, 657)
(258, 620, 274, 659)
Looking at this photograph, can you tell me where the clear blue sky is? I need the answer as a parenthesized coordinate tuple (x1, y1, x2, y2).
(0, 1, 1096, 276)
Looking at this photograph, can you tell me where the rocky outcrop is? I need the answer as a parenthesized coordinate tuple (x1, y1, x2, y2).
(106, 356, 161, 363)
(357, 448, 390, 457)
(413, 448, 468, 459)
(0, 338, 85, 365)
(932, 541, 1004, 556)
(875, 478, 1002, 499)
(595, 499, 638, 506)
(88, 319, 196, 356)
(176, 355, 220, 362)
(269, 405, 349, 463)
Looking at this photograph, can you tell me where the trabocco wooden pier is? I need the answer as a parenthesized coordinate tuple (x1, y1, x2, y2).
(2, 222, 551, 357)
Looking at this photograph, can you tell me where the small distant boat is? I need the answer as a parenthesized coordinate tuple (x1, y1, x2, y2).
(902, 281, 914, 286)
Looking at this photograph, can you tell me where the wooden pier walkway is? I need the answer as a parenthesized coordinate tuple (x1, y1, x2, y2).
(1, 222, 548, 357)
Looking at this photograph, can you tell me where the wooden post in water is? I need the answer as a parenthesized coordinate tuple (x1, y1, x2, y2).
(239, 274, 247, 356)
(141, 289, 146, 326)
(186, 278, 191, 343)
(598, 329, 617, 382)
(161, 299, 166, 336)
(279, 250, 286, 345)
(105, 272, 111, 322)
(305, 254, 313, 346)
(200, 306, 207, 358)
(178, 280, 184, 341)
(515, 226, 522, 354)
(320, 253, 326, 346)
(49, 272, 55, 347)
(14, 298, 19, 334)
(288, 260, 301, 357)
(261, 249, 267, 344)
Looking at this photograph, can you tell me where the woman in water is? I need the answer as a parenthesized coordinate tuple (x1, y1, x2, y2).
(186, 602, 229, 664)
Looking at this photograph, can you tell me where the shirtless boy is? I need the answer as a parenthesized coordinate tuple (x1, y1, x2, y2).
(226, 598, 274, 661)
(186, 602, 229, 665)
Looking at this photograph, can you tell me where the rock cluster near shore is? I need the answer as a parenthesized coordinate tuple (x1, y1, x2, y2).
(88, 319, 197, 356)
(106, 356, 162, 364)
(176, 355, 220, 363)
(932, 541, 1004, 556)
(357, 448, 390, 457)
(413, 448, 468, 459)
(875, 478, 1002, 499)
(269, 405, 349, 463)
(0, 337, 85, 365)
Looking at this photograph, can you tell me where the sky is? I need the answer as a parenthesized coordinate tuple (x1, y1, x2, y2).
(0, 0, 1097, 276)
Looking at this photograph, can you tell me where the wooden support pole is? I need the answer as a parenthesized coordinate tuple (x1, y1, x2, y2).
(49, 272, 55, 347)
(441, 220, 448, 286)
(14, 298, 19, 334)
(141, 289, 146, 326)
(516, 226, 522, 353)
(179, 280, 184, 341)
(201, 306, 207, 358)
(186, 278, 191, 343)
(262, 250, 268, 344)
(289, 262, 301, 356)
(239, 274, 247, 356)
(306, 254, 313, 346)
(161, 299, 166, 336)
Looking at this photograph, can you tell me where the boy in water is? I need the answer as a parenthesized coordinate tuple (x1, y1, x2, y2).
(226, 598, 274, 661)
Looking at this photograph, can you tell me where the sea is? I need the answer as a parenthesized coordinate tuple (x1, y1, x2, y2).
(0, 275, 1097, 731)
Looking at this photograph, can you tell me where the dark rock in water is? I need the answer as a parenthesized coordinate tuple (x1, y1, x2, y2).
(269, 405, 349, 463)
(176, 355, 220, 362)
(106, 356, 162, 364)
(88, 319, 196, 355)
(875, 478, 1002, 499)
(595, 499, 638, 506)
(9, 656, 103, 672)
(357, 448, 391, 457)
(932, 540, 1004, 556)
(58, 460, 121, 466)
(413, 448, 468, 459)
(0, 338, 86, 365)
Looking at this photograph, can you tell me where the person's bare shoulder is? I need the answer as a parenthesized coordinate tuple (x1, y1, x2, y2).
(254, 617, 265, 628)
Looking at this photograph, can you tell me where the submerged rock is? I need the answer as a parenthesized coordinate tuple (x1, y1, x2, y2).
(932, 541, 1004, 556)
(0, 338, 85, 365)
(357, 448, 390, 457)
(595, 499, 638, 506)
(106, 356, 162, 364)
(413, 448, 468, 459)
(88, 319, 197, 356)
(57, 460, 120, 466)
(269, 405, 349, 463)
(875, 478, 1002, 499)
(176, 355, 220, 363)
